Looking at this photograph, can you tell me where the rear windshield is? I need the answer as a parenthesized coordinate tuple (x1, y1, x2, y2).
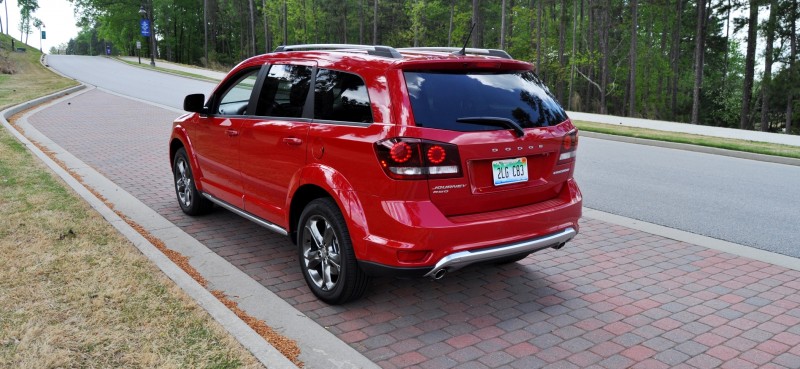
(404, 70, 568, 131)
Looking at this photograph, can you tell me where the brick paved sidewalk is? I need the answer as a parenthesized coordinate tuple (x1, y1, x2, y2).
(26, 89, 800, 368)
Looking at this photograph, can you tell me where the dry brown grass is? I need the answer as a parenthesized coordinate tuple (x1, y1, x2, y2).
(0, 127, 264, 369)
(0, 35, 268, 368)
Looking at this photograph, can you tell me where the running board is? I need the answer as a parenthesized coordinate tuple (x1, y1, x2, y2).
(202, 193, 288, 236)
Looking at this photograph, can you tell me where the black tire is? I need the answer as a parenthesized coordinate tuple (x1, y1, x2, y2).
(172, 147, 213, 215)
(297, 198, 369, 304)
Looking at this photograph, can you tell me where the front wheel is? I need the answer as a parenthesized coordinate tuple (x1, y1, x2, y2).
(172, 147, 213, 215)
(297, 198, 369, 304)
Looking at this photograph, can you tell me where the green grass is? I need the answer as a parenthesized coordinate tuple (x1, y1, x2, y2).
(0, 34, 78, 111)
(115, 57, 222, 82)
(574, 120, 800, 160)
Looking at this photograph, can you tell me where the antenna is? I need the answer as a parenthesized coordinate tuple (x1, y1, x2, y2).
(454, 23, 477, 56)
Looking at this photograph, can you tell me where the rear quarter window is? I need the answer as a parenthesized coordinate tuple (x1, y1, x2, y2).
(405, 70, 567, 131)
(314, 69, 373, 123)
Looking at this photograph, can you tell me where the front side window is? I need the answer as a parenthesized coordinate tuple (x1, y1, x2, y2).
(217, 68, 260, 116)
(405, 70, 568, 131)
(314, 69, 373, 123)
(255, 64, 313, 118)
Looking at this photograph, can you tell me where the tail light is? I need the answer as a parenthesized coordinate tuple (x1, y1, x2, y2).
(375, 138, 462, 180)
(557, 130, 578, 164)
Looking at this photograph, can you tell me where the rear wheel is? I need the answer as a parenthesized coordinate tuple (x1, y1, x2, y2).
(172, 148, 213, 215)
(297, 198, 369, 304)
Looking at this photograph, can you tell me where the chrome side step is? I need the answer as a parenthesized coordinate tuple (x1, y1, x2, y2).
(423, 227, 577, 278)
(202, 193, 288, 236)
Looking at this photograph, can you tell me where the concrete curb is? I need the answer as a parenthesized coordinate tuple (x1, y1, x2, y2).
(1, 89, 297, 369)
(108, 56, 222, 83)
(583, 207, 800, 273)
(581, 131, 800, 167)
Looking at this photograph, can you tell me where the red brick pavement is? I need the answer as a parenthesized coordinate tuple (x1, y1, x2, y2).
(26, 89, 800, 368)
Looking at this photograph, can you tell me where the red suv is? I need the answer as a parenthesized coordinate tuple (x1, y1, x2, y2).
(170, 44, 582, 304)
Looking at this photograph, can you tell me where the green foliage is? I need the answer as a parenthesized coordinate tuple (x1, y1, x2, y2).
(62, 0, 799, 134)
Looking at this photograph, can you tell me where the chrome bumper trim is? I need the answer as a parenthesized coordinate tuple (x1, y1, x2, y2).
(423, 227, 577, 278)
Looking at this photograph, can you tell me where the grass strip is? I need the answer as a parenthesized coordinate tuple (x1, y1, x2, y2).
(111, 50, 799, 160)
(574, 120, 800, 160)
(1, 34, 302, 368)
(0, 34, 78, 111)
(115, 57, 222, 82)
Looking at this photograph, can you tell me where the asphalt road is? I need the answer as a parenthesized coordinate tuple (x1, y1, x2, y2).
(47, 55, 800, 258)
(47, 55, 216, 109)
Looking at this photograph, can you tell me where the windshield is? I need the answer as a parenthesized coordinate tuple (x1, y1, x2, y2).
(404, 70, 568, 131)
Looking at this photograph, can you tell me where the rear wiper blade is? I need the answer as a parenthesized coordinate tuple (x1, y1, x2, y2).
(456, 117, 525, 138)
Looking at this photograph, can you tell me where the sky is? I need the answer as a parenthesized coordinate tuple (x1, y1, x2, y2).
(3, 0, 81, 51)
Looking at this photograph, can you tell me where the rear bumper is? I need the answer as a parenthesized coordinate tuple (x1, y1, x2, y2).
(356, 227, 576, 278)
(423, 227, 576, 277)
(353, 178, 582, 272)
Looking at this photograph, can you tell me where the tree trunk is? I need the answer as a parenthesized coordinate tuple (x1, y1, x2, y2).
(569, 0, 578, 110)
(359, 0, 364, 44)
(204, 0, 209, 64)
(501, 0, 507, 49)
(740, 0, 758, 130)
(342, 0, 348, 43)
(671, 0, 683, 120)
(600, 0, 609, 114)
(691, 0, 706, 124)
(262, 0, 269, 52)
(557, 0, 567, 102)
(629, 0, 638, 117)
(760, 0, 778, 132)
(536, 0, 542, 74)
(282, 0, 288, 45)
(249, 0, 256, 55)
(472, 0, 480, 47)
(373, 0, 378, 44)
(448, 0, 455, 46)
(507, 0, 515, 50)
(787, 0, 797, 134)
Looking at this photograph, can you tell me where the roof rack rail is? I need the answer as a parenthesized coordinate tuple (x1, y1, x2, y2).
(273, 44, 403, 59)
(398, 47, 512, 59)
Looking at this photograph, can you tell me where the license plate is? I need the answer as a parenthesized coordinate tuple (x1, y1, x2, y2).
(492, 157, 528, 186)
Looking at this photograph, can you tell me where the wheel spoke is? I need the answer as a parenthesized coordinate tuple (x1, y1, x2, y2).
(307, 219, 325, 248)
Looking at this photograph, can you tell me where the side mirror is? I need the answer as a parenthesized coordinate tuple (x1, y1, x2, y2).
(184, 94, 207, 113)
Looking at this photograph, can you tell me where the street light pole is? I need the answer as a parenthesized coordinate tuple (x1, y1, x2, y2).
(139, 2, 156, 67)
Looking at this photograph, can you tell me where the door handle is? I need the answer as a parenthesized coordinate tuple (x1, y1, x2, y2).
(282, 137, 303, 146)
(225, 129, 239, 137)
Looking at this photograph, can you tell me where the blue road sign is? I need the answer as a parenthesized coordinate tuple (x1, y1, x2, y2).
(140, 19, 151, 37)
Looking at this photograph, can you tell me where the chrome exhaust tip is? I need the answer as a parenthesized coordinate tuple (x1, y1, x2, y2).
(432, 268, 447, 280)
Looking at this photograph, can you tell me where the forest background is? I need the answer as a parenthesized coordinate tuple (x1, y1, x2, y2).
(10, 0, 800, 134)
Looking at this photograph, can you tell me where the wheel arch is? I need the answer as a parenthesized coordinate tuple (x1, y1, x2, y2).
(288, 166, 370, 258)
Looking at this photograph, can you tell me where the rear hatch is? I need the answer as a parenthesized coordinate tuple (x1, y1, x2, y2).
(400, 65, 577, 217)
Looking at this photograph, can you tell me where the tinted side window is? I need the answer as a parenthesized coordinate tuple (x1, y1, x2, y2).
(255, 64, 313, 118)
(217, 68, 260, 116)
(405, 70, 567, 131)
(314, 69, 373, 123)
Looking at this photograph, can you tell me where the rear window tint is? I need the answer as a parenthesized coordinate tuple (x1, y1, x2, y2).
(404, 70, 567, 131)
(314, 69, 373, 123)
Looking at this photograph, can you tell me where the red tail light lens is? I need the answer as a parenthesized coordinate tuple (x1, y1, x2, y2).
(558, 130, 578, 164)
(375, 138, 462, 180)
